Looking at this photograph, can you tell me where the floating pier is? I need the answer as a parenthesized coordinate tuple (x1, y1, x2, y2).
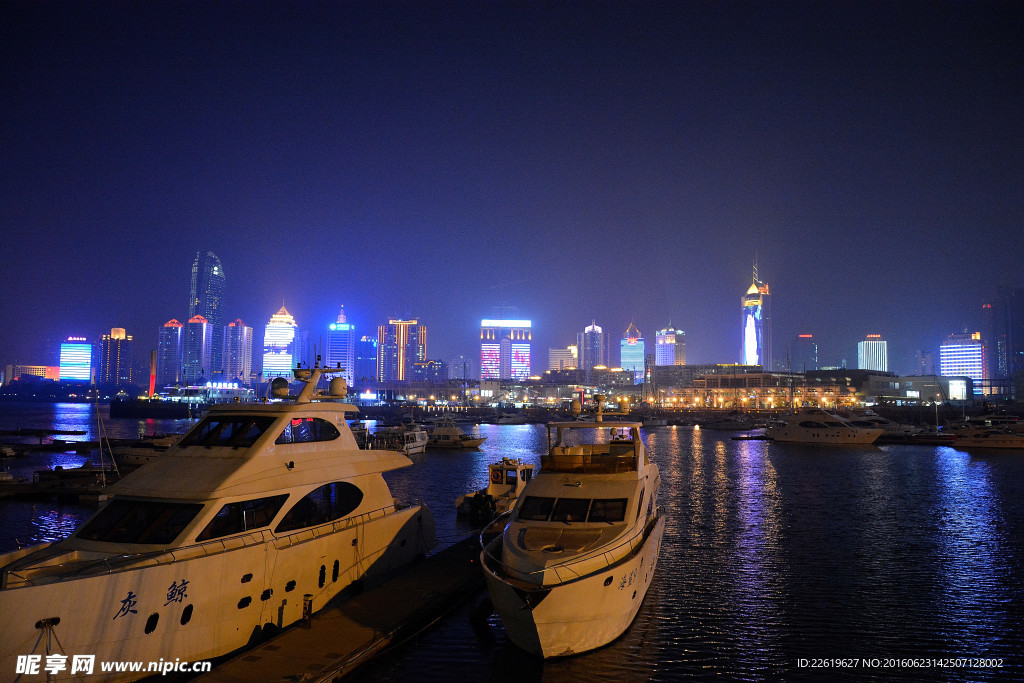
(196, 535, 484, 682)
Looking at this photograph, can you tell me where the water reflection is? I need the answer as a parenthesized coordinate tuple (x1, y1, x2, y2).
(932, 448, 1008, 656)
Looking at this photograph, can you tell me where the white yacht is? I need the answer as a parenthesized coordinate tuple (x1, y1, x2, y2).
(0, 368, 436, 680)
(480, 399, 664, 657)
(372, 421, 429, 456)
(953, 429, 1024, 450)
(845, 411, 922, 440)
(767, 408, 884, 444)
(427, 417, 487, 449)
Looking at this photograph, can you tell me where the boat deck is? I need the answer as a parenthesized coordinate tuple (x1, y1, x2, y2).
(196, 536, 483, 682)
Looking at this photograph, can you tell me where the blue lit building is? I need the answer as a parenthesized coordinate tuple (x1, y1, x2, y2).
(59, 337, 93, 382)
(354, 336, 378, 384)
(262, 306, 298, 380)
(182, 315, 213, 384)
(223, 319, 253, 385)
(189, 251, 226, 377)
(620, 323, 645, 384)
(577, 322, 606, 382)
(741, 266, 771, 368)
(940, 332, 986, 395)
(325, 306, 356, 386)
(655, 323, 686, 366)
(156, 319, 183, 387)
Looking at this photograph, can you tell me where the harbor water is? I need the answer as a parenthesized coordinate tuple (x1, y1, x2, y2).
(2, 403, 1023, 681)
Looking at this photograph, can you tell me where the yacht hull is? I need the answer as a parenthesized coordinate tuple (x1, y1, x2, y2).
(767, 427, 883, 444)
(0, 505, 433, 681)
(482, 514, 664, 658)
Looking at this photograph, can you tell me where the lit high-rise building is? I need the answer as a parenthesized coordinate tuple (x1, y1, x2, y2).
(741, 263, 771, 368)
(940, 332, 986, 394)
(548, 346, 577, 372)
(325, 306, 356, 386)
(655, 323, 686, 366)
(99, 328, 133, 389)
(156, 319, 183, 388)
(223, 319, 253, 384)
(182, 315, 213, 384)
(620, 323, 645, 383)
(59, 337, 93, 382)
(377, 319, 426, 383)
(480, 317, 532, 380)
(577, 322, 605, 381)
(262, 306, 298, 380)
(790, 334, 819, 373)
(857, 334, 888, 372)
(189, 251, 226, 376)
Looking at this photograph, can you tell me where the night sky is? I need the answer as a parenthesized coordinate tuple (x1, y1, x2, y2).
(2, 1, 1021, 375)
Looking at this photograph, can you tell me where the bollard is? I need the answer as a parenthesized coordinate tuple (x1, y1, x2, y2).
(302, 594, 313, 628)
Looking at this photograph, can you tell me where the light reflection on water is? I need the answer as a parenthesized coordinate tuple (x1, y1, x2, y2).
(2, 407, 1024, 680)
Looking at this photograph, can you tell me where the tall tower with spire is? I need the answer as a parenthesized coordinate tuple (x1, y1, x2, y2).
(189, 251, 226, 376)
(741, 261, 772, 368)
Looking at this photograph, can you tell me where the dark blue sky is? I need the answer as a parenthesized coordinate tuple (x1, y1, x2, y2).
(2, 1, 1021, 375)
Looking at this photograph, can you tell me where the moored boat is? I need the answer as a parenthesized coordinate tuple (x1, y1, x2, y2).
(480, 398, 664, 657)
(952, 429, 1024, 451)
(455, 457, 534, 522)
(0, 367, 436, 681)
(428, 417, 487, 449)
(766, 408, 884, 444)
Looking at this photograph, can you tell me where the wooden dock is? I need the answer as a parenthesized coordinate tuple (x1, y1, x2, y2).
(196, 535, 484, 682)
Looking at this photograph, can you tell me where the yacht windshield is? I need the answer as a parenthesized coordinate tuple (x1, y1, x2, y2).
(77, 499, 203, 544)
(180, 415, 278, 448)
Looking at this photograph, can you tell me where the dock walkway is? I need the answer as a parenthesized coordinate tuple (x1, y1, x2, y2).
(196, 535, 484, 682)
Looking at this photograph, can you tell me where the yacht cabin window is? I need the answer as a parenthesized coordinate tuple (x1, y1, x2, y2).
(196, 494, 290, 541)
(275, 482, 364, 532)
(518, 496, 629, 524)
(180, 415, 277, 448)
(275, 417, 341, 444)
(77, 499, 204, 544)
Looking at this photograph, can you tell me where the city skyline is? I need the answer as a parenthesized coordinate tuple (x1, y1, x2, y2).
(2, 2, 1020, 375)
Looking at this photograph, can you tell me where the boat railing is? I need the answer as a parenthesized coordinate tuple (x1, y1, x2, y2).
(4, 503, 409, 585)
(481, 510, 662, 586)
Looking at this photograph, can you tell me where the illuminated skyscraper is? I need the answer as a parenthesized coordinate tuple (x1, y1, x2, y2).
(156, 319, 183, 387)
(59, 337, 93, 382)
(223, 319, 253, 384)
(377, 319, 426, 383)
(741, 264, 771, 368)
(857, 334, 888, 372)
(654, 323, 686, 366)
(189, 251, 226, 376)
(620, 323, 645, 383)
(577, 322, 605, 381)
(940, 332, 986, 394)
(480, 317, 532, 380)
(99, 328, 133, 389)
(325, 306, 356, 386)
(262, 306, 298, 380)
(182, 315, 213, 384)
